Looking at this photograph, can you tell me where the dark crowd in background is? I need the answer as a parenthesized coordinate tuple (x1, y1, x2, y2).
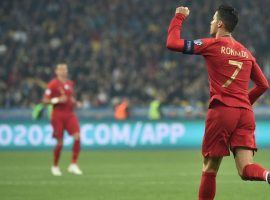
(0, 0, 269, 108)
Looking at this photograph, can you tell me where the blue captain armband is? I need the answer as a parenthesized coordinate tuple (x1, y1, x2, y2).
(183, 40, 194, 54)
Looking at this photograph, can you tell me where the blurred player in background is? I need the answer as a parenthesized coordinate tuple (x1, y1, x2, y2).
(43, 63, 83, 176)
(167, 4, 269, 200)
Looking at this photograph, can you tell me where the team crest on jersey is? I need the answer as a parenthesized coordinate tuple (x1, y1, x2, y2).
(194, 39, 203, 46)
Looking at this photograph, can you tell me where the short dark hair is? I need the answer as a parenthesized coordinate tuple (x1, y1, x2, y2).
(217, 5, 238, 32)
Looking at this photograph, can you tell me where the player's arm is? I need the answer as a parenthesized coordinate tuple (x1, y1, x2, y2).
(71, 96, 82, 108)
(70, 82, 82, 108)
(166, 7, 189, 52)
(166, 6, 213, 55)
(42, 85, 67, 105)
(249, 61, 269, 105)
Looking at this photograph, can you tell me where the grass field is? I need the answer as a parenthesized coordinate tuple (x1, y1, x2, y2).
(1, 150, 270, 200)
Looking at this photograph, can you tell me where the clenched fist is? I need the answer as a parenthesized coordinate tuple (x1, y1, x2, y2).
(175, 6, 190, 17)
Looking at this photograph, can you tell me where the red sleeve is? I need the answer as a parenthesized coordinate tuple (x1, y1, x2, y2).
(70, 80, 74, 88)
(44, 82, 55, 99)
(166, 13, 185, 52)
(248, 60, 269, 104)
(70, 81, 75, 95)
(166, 13, 215, 55)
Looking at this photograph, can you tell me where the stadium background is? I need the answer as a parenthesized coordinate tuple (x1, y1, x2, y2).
(1, 0, 270, 200)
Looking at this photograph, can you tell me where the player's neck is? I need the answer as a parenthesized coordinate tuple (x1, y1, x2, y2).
(58, 77, 67, 83)
(215, 29, 232, 38)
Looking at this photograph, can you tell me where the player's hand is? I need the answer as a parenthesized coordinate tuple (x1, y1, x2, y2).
(175, 6, 190, 17)
(71, 97, 82, 108)
(76, 101, 83, 108)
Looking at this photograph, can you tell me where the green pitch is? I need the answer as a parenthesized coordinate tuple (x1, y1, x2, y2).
(1, 150, 270, 200)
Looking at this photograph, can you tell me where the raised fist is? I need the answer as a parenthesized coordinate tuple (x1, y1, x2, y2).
(175, 6, 190, 17)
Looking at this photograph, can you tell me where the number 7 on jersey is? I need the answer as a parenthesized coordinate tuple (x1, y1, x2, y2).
(222, 60, 243, 88)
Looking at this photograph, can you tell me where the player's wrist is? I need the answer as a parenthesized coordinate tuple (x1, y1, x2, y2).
(175, 13, 187, 20)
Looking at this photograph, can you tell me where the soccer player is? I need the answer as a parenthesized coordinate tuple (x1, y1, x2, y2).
(166, 5, 269, 200)
(43, 63, 83, 176)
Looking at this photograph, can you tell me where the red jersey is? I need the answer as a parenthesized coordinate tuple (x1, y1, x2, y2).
(44, 78, 75, 113)
(167, 14, 269, 110)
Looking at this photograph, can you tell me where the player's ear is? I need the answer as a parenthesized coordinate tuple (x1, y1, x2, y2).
(217, 21, 223, 28)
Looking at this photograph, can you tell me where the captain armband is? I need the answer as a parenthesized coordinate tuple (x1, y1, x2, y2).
(183, 40, 195, 54)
